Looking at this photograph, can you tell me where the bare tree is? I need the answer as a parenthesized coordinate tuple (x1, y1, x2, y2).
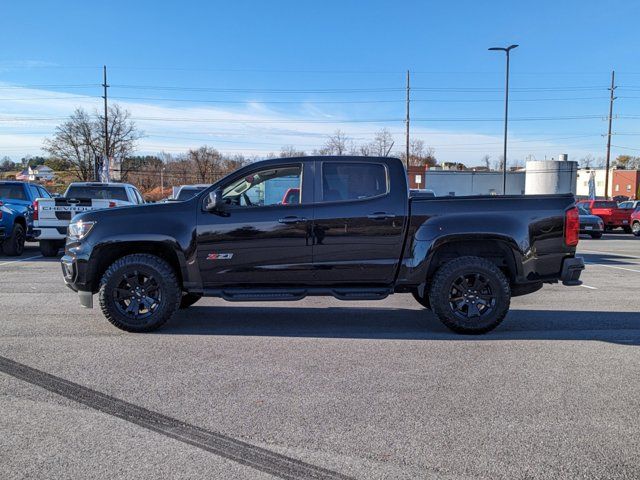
(370, 128, 395, 156)
(400, 139, 437, 167)
(44, 109, 98, 181)
(320, 130, 350, 156)
(482, 154, 491, 170)
(279, 145, 306, 158)
(187, 146, 223, 183)
(44, 105, 140, 181)
(579, 154, 595, 168)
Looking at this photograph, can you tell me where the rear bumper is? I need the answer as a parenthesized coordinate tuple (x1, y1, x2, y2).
(560, 256, 585, 286)
(34, 226, 67, 240)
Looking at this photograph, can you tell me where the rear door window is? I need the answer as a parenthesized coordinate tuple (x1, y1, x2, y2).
(321, 162, 388, 202)
(66, 186, 129, 201)
(0, 184, 27, 200)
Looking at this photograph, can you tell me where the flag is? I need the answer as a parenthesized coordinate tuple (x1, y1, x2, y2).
(588, 171, 596, 200)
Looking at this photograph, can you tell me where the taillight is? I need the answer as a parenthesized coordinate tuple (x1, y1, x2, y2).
(565, 207, 579, 246)
(108, 201, 116, 208)
(32, 200, 39, 221)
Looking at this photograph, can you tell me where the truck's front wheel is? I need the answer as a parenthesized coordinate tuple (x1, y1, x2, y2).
(98, 254, 181, 332)
(429, 256, 511, 335)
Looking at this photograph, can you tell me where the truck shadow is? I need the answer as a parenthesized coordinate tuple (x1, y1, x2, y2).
(164, 306, 640, 345)
(581, 252, 640, 266)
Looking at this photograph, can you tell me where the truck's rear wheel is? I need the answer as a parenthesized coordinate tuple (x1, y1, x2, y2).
(179, 293, 202, 309)
(429, 256, 511, 335)
(98, 254, 181, 332)
(633, 222, 640, 237)
(2, 223, 25, 256)
(40, 240, 64, 257)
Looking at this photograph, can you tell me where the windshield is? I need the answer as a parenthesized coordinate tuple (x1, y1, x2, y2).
(65, 186, 128, 201)
(0, 184, 27, 200)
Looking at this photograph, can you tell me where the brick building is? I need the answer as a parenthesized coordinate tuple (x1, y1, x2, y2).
(612, 169, 640, 199)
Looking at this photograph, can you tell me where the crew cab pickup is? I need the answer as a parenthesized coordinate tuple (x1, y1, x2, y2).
(61, 156, 585, 335)
(576, 199, 632, 233)
(0, 181, 52, 256)
(35, 182, 145, 257)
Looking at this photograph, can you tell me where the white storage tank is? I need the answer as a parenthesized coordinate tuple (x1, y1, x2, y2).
(525, 158, 577, 195)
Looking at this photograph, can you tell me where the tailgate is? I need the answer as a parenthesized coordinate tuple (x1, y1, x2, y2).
(35, 198, 111, 226)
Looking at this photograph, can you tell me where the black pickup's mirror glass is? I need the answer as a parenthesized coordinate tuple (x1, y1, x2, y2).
(205, 189, 223, 211)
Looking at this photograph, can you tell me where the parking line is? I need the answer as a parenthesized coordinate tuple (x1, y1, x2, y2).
(587, 263, 640, 274)
(0, 255, 43, 267)
(580, 284, 598, 290)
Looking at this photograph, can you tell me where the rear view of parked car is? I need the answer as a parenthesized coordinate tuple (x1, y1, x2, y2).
(0, 181, 51, 256)
(34, 182, 145, 257)
(577, 200, 632, 233)
(577, 205, 605, 239)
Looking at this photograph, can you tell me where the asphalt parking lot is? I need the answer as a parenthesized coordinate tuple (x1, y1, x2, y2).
(1, 235, 639, 479)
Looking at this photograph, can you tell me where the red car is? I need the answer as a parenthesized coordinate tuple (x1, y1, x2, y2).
(631, 207, 640, 237)
(576, 200, 632, 233)
(281, 188, 300, 205)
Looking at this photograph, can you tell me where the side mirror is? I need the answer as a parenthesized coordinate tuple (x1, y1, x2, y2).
(205, 189, 223, 212)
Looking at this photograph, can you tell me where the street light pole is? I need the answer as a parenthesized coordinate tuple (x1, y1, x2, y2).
(489, 44, 518, 195)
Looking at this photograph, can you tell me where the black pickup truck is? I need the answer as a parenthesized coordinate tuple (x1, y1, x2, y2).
(61, 156, 584, 334)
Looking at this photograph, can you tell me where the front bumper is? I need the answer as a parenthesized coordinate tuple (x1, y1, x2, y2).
(61, 249, 94, 308)
(560, 256, 585, 286)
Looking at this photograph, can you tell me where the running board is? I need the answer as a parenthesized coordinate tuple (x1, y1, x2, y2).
(203, 287, 392, 302)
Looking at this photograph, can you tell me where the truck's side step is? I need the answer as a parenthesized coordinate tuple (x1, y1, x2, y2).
(202, 287, 392, 302)
(330, 288, 391, 301)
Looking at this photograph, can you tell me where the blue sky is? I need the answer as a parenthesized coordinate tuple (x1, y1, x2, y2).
(2, 0, 640, 165)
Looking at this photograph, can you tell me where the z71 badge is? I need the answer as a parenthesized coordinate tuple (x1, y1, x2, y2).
(206, 253, 234, 260)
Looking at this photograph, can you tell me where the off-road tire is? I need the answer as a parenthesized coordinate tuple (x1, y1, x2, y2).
(411, 290, 430, 309)
(589, 232, 603, 239)
(98, 254, 181, 332)
(429, 256, 511, 335)
(2, 223, 25, 256)
(179, 293, 203, 309)
(40, 240, 63, 257)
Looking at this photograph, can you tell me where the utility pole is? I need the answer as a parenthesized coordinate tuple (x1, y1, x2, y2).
(489, 44, 518, 195)
(604, 70, 616, 199)
(405, 70, 410, 173)
(102, 65, 109, 181)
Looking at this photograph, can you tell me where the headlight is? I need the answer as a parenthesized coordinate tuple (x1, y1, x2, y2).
(68, 220, 96, 240)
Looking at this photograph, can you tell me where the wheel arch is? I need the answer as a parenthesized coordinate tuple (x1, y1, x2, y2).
(425, 236, 521, 285)
(89, 241, 187, 293)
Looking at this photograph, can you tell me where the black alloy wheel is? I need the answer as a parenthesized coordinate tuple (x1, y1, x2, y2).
(114, 271, 162, 321)
(429, 256, 511, 334)
(98, 254, 181, 332)
(448, 273, 496, 321)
